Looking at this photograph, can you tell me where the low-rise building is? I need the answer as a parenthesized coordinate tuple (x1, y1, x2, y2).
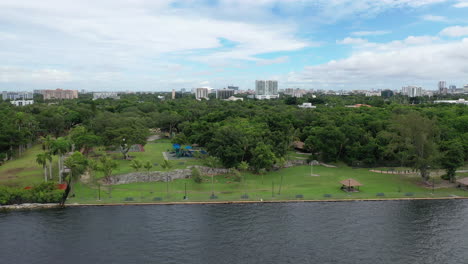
(434, 99, 468, 105)
(93, 92, 120, 100)
(2, 91, 33, 101)
(298, 102, 317, 109)
(216, 89, 235, 99)
(224, 96, 243, 101)
(10, 100, 34, 106)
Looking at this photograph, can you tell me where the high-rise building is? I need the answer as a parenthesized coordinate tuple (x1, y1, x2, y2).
(227, 86, 239, 91)
(195, 88, 209, 100)
(401, 86, 422, 97)
(464, 84, 468, 93)
(216, 89, 234, 99)
(255, 80, 279, 99)
(37, 89, 78, 100)
(438, 81, 447, 95)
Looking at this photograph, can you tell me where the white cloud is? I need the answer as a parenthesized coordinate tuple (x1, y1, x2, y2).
(453, 1, 468, 8)
(257, 56, 290, 66)
(421, 14, 447, 22)
(440, 26, 468, 37)
(351, 30, 390, 36)
(289, 37, 468, 89)
(337, 37, 369, 45)
(0, 67, 73, 83)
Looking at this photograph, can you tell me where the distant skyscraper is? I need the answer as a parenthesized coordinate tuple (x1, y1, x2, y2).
(255, 80, 279, 99)
(172, 89, 176, 99)
(195, 88, 209, 100)
(227, 86, 239, 91)
(438, 81, 447, 95)
(401, 86, 422, 97)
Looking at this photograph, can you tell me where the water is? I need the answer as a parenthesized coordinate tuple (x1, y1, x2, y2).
(1, 200, 468, 264)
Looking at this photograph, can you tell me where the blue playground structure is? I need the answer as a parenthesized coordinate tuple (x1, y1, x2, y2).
(172, 144, 206, 158)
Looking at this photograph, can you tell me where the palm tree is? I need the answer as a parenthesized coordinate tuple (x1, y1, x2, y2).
(40, 135, 54, 179)
(143, 161, 153, 176)
(160, 160, 173, 197)
(130, 159, 143, 172)
(36, 153, 49, 182)
(51, 137, 70, 183)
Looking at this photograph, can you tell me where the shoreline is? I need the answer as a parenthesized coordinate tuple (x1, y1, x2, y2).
(3, 196, 468, 211)
(65, 196, 468, 207)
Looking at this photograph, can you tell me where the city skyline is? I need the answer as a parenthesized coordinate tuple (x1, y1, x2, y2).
(1, 0, 468, 91)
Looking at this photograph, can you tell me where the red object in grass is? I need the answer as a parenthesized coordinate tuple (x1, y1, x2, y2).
(24, 186, 33, 190)
(57, 184, 67, 190)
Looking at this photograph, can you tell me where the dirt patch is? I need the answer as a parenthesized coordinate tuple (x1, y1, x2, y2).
(147, 135, 161, 142)
(415, 180, 457, 189)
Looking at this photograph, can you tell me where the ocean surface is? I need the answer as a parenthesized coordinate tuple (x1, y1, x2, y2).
(1, 200, 468, 264)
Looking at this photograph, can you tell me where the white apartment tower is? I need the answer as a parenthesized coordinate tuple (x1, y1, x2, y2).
(401, 86, 422, 97)
(255, 80, 279, 99)
(195, 88, 209, 100)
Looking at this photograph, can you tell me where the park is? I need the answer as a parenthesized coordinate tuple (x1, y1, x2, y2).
(1, 95, 468, 206)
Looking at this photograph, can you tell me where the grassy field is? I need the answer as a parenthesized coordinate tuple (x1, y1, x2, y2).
(67, 164, 468, 204)
(0, 145, 59, 187)
(2, 140, 468, 204)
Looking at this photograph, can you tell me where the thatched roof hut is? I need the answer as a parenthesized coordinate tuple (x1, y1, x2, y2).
(340, 178, 363, 192)
(293, 141, 305, 150)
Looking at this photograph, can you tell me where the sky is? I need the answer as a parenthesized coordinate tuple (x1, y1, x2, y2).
(1, 0, 468, 92)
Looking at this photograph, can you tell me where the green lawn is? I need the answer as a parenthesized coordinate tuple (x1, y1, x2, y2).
(68, 164, 468, 204)
(0, 145, 60, 187)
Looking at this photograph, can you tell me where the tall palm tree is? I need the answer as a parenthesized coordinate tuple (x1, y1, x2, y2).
(36, 153, 49, 182)
(40, 135, 54, 179)
(51, 138, 70, 183)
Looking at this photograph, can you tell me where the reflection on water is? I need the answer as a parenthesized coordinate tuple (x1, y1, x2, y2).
(1, 200, 468, 264)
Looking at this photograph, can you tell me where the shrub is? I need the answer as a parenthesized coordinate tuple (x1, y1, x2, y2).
(231, 169, 241, 182)
(192, 168, 203, 184)
(0, 182, 64, 205)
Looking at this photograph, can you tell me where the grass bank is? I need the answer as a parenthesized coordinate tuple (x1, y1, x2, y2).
(67, 165, 468, 204)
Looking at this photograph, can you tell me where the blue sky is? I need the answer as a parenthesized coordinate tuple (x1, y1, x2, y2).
(1, 0, 468, 91)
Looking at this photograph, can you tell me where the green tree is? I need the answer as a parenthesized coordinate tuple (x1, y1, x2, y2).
(69, 125, 101, 155)
(99, 155, 118, 180)
(391, 112, 439, 181)
(439, 139, 465, 182)
(250, 143, 276, 172)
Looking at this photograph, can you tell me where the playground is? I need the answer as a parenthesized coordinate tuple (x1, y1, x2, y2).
(163, 143, 208, 160)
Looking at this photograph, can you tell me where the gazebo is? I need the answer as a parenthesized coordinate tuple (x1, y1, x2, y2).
(340, 178, 363, 192)
(456, 177, 468, 190)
